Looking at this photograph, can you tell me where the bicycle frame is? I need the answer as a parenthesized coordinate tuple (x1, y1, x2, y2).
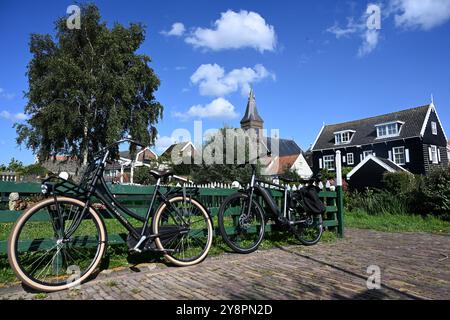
(245, 164, 292, 220)
(56, 149, 192, 249)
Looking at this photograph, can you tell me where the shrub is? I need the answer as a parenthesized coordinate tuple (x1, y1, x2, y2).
(422, 167, 450, 220)
(346, 168, 450, 219)
(382, 172, 417, 193)
(345, 189, 408, 215)
(134, 167, 157, 185)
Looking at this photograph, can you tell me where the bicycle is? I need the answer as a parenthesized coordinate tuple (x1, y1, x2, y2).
(7, 138, 214, 292)
(217, 163, 325, 254)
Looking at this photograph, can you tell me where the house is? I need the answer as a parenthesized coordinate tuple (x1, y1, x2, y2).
(346, 155, 411, 190)
(310, 102, 448, 184)
(160, 141, 197, 165)
(447, 141, 450, 166)
(40, 155, 81, 176)
(241, 89, 312, 179)
(105, 147, 158, 184)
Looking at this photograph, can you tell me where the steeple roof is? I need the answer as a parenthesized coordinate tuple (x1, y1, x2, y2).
(240, 89, 264, 126)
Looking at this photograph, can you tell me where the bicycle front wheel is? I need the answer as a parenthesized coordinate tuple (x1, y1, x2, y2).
(7, 197, 107, 292)
(153, 196, 213, 267)
(218, 193, 265, 254)
(293, 214, 323, 246)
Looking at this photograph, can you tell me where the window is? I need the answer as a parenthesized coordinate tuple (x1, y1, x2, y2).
(430, 145, 438, 164)
(393, 147, 406, 165)
(334, 130, 355, 145)
(346, 153, 354, 165)
(363, 150, 373, 159)
(431, 122, 438, 135)
(376, 121, 403, 138)
(323, 155, 335, 170)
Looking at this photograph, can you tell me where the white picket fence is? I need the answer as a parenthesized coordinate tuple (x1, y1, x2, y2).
(158, 179, 336, 192)
(0, 173, 22, 182)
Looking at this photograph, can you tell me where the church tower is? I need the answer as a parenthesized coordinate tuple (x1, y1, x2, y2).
(240, 89, 264, 131)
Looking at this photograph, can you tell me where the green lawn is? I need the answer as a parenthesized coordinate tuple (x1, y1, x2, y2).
(345, 210, 450, 234)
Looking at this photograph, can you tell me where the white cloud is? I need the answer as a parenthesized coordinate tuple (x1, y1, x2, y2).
(161, 22, 186, 37)
(0, 111, 10, 119)
(0, 110, 27, 121)
(190, 64, 275, 97)
(358, 29, 380, 57)
(185, 10, 276, 52)
(154, 135, 176, 152)
(173, 98, 238, 121)
(389, 0, 450, 30)
(327, 18, 360, 38)
(327, 8, 381, 57)
(0, 88, 15, 100)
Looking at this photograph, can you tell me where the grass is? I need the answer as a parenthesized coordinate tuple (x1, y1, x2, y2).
(345, 210, 450, 234)
(34, 293, 47, 299)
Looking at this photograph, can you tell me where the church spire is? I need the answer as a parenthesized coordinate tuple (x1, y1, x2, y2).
(240, 88, 264, 131)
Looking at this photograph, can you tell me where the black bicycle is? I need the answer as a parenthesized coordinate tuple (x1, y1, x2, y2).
(218, 163, 325, 254)
(7, 138, 213, 292)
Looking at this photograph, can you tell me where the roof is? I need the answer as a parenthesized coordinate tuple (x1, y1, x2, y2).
(264, 155, 299, 175)
(240, 89, 263, 125)
(119, 147, 157, 162)
(312, 104, 431, 151)
(347, 155, 410, 179)
(266, 137, 302, 157)
(160, 142, 195, 159)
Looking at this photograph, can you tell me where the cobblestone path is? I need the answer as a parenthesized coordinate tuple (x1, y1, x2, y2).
(1, 229, 449, 300)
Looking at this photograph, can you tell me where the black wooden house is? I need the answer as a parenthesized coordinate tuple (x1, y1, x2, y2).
(310, 103, 448, 187)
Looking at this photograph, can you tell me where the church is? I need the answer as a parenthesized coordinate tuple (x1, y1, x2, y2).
(240, 90, 313, 179)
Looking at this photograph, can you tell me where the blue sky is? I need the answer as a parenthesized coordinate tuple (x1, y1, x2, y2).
(1, 0, 450, 165)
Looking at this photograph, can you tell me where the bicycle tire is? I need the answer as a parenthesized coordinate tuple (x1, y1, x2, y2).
(218, 192, 266, 254)
(7, 197, 107, 292)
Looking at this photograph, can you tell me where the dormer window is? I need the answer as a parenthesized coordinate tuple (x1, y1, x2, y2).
(334, 130, 355, 145)
(375, 121, 404, 139)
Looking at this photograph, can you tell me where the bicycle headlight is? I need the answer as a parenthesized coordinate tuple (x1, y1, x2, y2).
(41, 184, 48, 195)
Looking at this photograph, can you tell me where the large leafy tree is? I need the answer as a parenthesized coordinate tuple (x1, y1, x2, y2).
(16, 4, 163, 164)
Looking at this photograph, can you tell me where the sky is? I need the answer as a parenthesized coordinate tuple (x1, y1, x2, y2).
(1, 0, 450, 165)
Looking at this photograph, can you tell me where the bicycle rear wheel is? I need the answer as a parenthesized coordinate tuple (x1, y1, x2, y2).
(7, 197, 107, 292)
(218, 193, 265, 254)
(153, 196, 213, 266)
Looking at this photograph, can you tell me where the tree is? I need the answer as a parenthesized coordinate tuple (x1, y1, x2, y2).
(7, 158, 24, 172)
(15, 4, 163, 165)
(187, 127, 263, 184)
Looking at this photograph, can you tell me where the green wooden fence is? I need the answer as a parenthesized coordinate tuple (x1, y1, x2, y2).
(0, 181, 344, 253)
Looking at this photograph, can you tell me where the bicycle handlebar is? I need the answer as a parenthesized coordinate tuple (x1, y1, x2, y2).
(92, 138, 148, 161)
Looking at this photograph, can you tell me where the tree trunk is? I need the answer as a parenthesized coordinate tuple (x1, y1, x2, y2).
(82, 119, 89, 166)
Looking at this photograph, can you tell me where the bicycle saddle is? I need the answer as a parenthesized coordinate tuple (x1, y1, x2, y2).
(149, 170, 174, 179)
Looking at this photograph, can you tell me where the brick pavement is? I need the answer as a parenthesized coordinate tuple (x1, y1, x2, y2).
(1, 229, 449, 300)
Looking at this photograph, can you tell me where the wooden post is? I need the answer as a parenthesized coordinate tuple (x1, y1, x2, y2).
(335, 150, 344, 238)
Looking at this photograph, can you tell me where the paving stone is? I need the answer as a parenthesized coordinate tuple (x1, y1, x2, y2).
(1, 229, 449, 300)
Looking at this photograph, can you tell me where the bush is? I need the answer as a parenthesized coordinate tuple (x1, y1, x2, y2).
(346, 168, 450, 220)
(134, 167, 157, 185)
(422, 167, 450, 220)
(382, 172, 417, 193)
(345, 189, 409, 215)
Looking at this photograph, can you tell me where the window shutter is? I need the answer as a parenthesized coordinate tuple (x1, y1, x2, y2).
(319, 158, 323, 169)
(438, 149, 441, 163)
(405, 149, 410, 163)
(429, 147, 433, 162)
(388, 150, 392, 161)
